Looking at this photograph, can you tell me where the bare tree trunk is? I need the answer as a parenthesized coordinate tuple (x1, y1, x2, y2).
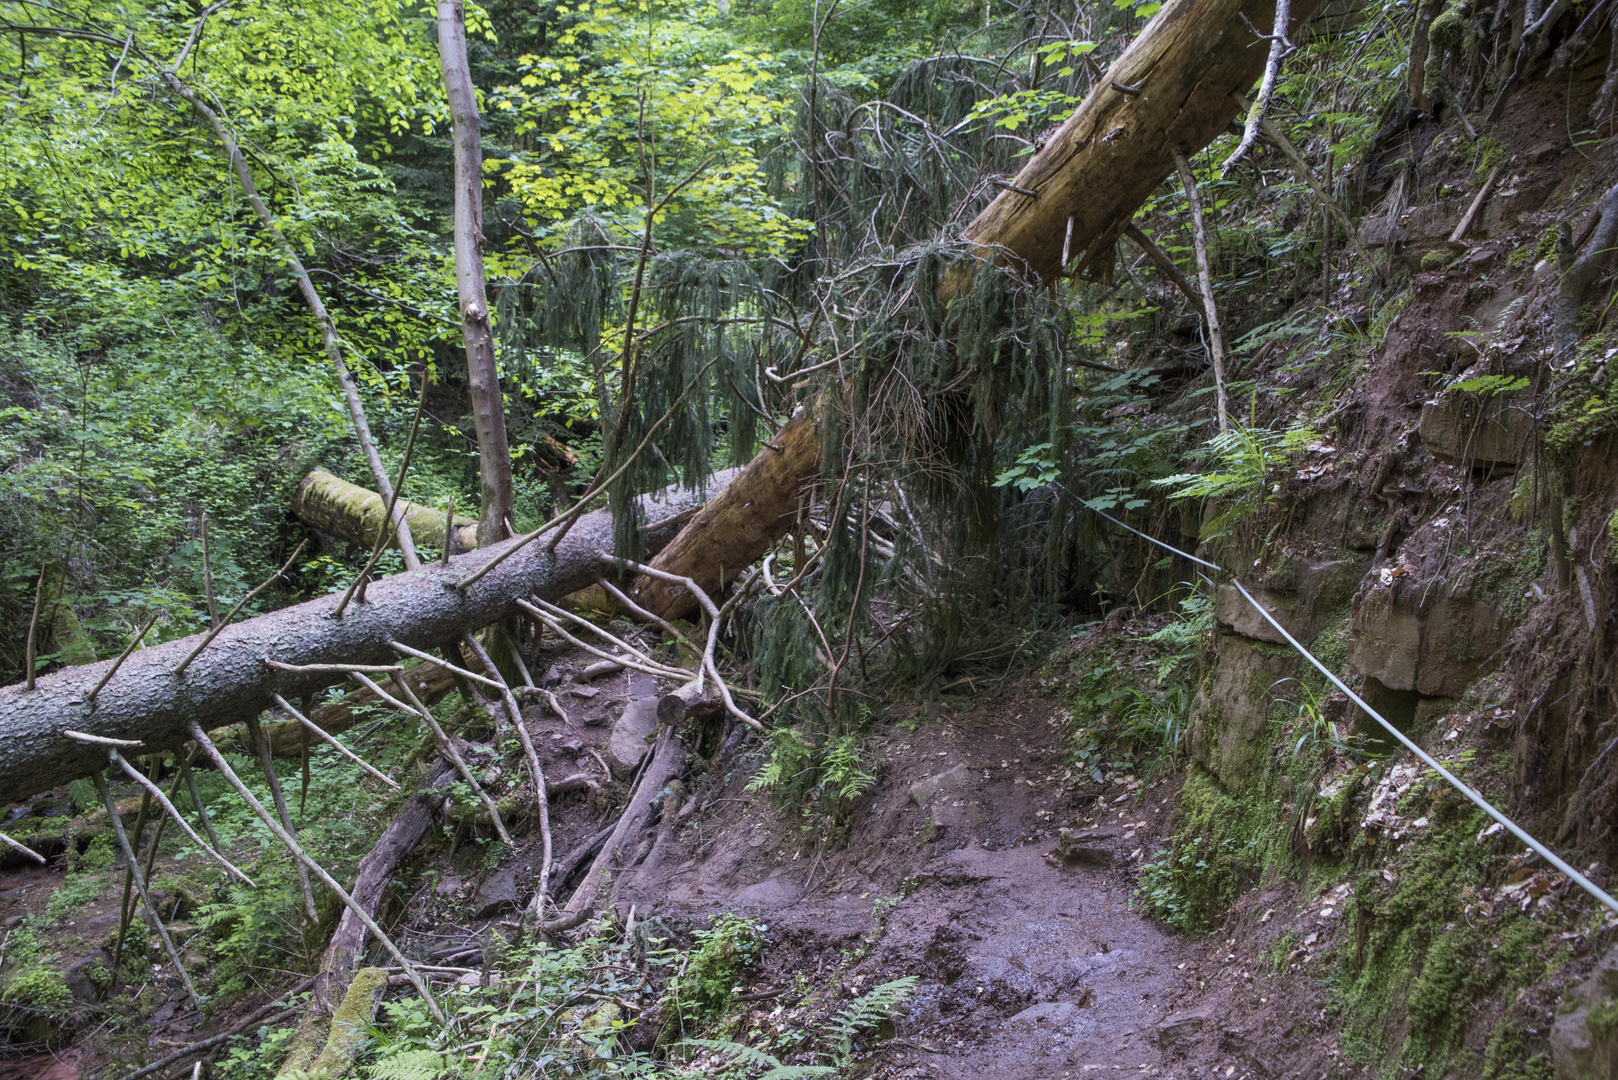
(161, 72, 420, 565)
(437, 0, 514, 547)
(1172, 147, 1232, 432)
(0, 480, 717, 804)
(631, 410, 823, 620)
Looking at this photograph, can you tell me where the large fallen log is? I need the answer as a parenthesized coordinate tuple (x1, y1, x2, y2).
(631, 409, 822, 621)
(0, 478, 724, 804)
(630, 0, 1316, 602)
(959, 0, 1319, 283)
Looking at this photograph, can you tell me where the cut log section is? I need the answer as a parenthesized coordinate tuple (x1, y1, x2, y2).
(959, 0, 1319, 284)
(294, 469, 480, 554)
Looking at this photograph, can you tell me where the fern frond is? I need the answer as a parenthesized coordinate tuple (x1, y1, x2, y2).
(757, 1067, 836, 1079)
(364, 1048, 447, 1080)
(678, 1038, 784, 1069)
(825, 976, 918, 1060)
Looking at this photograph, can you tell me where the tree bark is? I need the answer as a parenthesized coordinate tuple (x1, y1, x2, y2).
(630, 409, 822, 620)
(0, 480, 718, 804)
(957, 0, 1319, 284)
(295, 470, 479, 555)
(437, 0, 514, 547)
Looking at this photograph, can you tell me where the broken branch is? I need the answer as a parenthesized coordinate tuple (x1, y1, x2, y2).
(187, 721, 445, 1024)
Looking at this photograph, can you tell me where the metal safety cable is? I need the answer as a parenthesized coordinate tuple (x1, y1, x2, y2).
(1079, 497, 1618, 917)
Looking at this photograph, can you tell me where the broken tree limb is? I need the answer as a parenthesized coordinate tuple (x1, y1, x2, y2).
(247, 713, 319, 921)
(91, 766, 203, 1012)
(347, 671, 514, 848)
(958, 0, 1319, 284)
(1173, 147, 1232, 432)
(607, 555, 761, 730)
(188, 721, 445, 1024)
(160, 71, 419, 566)
(0, 479, 721, 804)
(294, 470, 479, 554)
(1222, 0, 1292, 174)
(632, 408, 823, 620)
(1123, 223, 1203, 311)
(0, 830, 45, 864)
(271, 694, 399, 789)
(110, 749, 255, 886)
(462, 633, 553, 908)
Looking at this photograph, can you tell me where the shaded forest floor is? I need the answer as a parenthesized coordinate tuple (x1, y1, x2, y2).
(4, 624, 1371, 1079)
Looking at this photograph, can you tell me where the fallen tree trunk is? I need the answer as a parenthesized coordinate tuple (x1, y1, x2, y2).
(959, 0, 1319, 284)
(295, 470, 480, 554)
(631, 409, 822, 621)
(0, 479, 723, 804)
(631, 0, 1317, 603)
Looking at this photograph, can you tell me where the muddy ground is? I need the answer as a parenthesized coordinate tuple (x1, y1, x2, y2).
(4, 639, 1367, 1079)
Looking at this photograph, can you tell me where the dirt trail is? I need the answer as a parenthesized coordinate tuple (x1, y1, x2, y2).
(3, 658, 1350, 1079)
(609, 690, 1348, 1079)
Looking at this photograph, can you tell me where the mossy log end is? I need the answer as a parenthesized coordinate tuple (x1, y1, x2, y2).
(631, 410, 823, 621)
(0, 479, 720, 804)
(294, 469, 480, 554)
(959, 0, 1319, 284)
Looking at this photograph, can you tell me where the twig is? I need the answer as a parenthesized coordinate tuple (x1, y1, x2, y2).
(0, 830, 45, 864)
(601, 555, 762, 730)
(271, 693, 399, 789)
(524, 596, 676, 673)
(265, 660, 403, 674)
(388, 640, 504, 689)
(463, 634, 553, 910)
(86, 612, 161, 703)
(351, 672, 514, 847)
(200, 511, 218, 629)
(1222, 0, 1292, 175)
(64, 729, 144, 747)
(24, 565, 45, 691)
(596, 577, 696, 648)
(335, 372, 429, 617)
(179, 754, 221, 851)
(545, 689, 571, 723)
(90, 768, 202, 1011)
(454, 357, 720, 589)
(109, 750, 255, 886)
(246, 714, 318, 921)
(186, 721, 445, 1023)
(1172, 147, 1230, 432)
(173, 541, 305, 675)
(513, 599, 685, 679)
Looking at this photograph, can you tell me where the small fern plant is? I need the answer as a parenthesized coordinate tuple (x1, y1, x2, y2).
(679, 975, 917, 1075)
(824, 976, 917, 1066)
(678, 1040, 834, 1079)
